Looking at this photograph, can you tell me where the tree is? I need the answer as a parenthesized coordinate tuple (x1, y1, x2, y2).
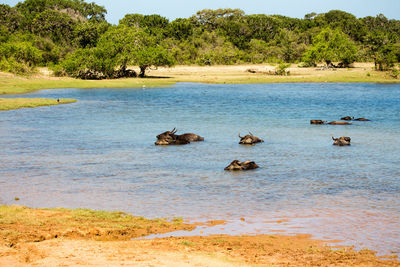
(302, 28, 358, 67)
(61, 25, 174, 78)
(167, 18, 194, 40)
(193, 8, 244, 31)
(74, 21, 110, 48)
(364, 31, 397, 70)
(16, 0, 107, 22)
(31, 10, 77, 44)
(120, 13, 169, 39)
(0, 4, 26, 32)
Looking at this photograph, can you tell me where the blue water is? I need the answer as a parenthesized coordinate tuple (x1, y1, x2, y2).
(1, 83, 399, 255)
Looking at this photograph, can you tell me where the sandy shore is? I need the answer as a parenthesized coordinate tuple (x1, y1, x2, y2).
(0, 206, 398, 266)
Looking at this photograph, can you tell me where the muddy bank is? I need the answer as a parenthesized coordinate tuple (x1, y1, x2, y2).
(0, 206, 398, 266)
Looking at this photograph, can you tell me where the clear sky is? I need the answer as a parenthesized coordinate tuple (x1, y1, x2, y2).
(2, 0, 400, 24)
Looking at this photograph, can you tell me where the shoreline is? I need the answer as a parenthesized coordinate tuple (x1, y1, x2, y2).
(1, 63, 399, 96)
(0, 206, 398, 266)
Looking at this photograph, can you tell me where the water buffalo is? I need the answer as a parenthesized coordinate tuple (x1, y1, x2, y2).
(328, 121, 352, 125)
(224, 160, 259, 171)
(354, 118, 370, 121)
(238, 132, 264, 145)
(155, 128, 204, 145)
(310, 120, 326, 125)
(340, 116, 354, 121)
(332, 136, 351, 146)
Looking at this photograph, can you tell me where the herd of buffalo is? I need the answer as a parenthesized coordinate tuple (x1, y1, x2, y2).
(155, 116, 370, 171)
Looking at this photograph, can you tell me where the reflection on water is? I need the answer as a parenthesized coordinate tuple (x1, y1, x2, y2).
(0, 83, 399, 255)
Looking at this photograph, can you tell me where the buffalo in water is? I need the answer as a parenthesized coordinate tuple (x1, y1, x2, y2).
(310, 120, 326, 125)
(224, 160, 259, 171)
(354, 118, 370, 121)
(332, 136, 351, 146)
(341, 116, 353, 121)
(341, 116, 370, 121)
(238, 132, 264, 145)
(155, 128, 204, 145)
(328, 121, 352, 125)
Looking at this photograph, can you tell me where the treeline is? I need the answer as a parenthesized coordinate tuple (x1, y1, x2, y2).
(1, 0, 400, 78)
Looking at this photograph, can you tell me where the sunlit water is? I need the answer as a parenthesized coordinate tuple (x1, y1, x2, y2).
(1, 83, 399, 255)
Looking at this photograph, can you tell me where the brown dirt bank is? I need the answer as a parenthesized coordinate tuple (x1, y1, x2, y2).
(0, 206, 399, 266)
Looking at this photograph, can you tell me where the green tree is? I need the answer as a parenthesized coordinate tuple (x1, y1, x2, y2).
(74, 21, 110, 48)
(364, 31, 397, 70)
(0, 4, 26, 32)
(31, 10, 77, 44)
(302, 28, 358, 67)
(61, 25, 174, 78)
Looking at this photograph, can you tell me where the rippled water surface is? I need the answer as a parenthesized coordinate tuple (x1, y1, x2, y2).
(1, 83, 399, 255)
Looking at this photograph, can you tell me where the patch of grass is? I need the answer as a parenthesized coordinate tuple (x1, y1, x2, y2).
(0, 205, 194, 245)
(180, 240, 196, 246)
(0, 75, 174, 95)
(0, 98, 77, 111)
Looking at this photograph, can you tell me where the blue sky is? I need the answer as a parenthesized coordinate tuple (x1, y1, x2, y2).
(2, 0, 400, 24)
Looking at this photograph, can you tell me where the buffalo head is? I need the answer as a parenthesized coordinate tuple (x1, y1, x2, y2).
(155, 128, 179, 145)
(224, 160, 259, 171)
(238, 132, 264, 145)
(340, 116, 354, 121)
(332, 136, 351, 146)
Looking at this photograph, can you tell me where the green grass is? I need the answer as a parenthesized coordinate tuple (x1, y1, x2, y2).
(0, 205, 195, 244)
(0, 75, 175, 95)
(0, 98, 77, 111)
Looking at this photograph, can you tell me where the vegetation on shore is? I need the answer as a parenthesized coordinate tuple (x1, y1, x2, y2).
(1, 0, 399, 79)
(0, 205, 193, 246)
(0, 98, 77, 110)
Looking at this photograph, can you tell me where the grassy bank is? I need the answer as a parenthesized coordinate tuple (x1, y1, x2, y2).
(0, 74, 175, 95)
(0, 206, 398, 266)
(0, 98, 77, 111)
(0, 205, 193, 245)
(1, 64, 399, 96)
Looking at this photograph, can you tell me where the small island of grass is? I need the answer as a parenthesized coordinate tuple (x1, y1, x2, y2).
(0, 98, 77, 111)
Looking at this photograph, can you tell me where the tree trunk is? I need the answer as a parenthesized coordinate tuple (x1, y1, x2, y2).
(139, 66, 147, 77)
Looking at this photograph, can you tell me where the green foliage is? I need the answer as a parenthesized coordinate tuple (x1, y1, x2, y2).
(193, 8, 245, 31)
(74, 21, 110, 48)
(31, 10, 77, 43)
(16, 0, 106, 22)
(167, 18, 194, 40)
(1, 0, 400, 77)
(120, 13, 169, 39)
(389, 66, 399, 79)
(60, 25, 174, 78)
(302, 28, 358, 67)
(0, 4, 26, 32)
(364, 31, 398, 71)
(0, 39, 42, 74)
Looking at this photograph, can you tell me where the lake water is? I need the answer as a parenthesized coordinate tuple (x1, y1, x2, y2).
(1, 83, 399, 255)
